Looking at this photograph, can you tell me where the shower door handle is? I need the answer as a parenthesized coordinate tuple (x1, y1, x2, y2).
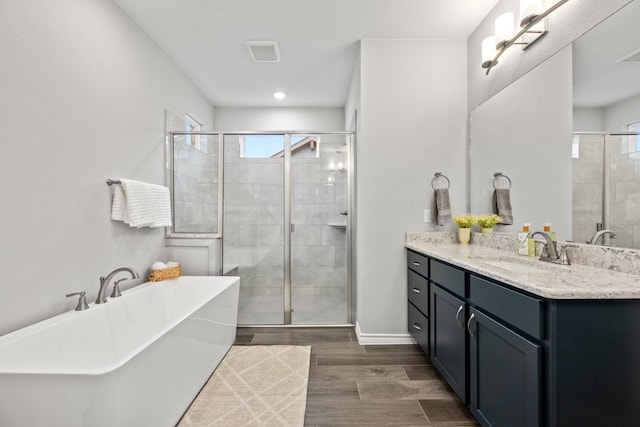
(290, 224, 295, 232)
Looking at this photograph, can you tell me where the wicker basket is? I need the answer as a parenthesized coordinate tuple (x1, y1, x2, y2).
(147, 264, 181, 282)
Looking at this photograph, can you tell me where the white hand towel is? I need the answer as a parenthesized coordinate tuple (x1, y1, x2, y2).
(119, 179, 155, 228)
(110, 183, 126, 222)
(150, 184, 172, 228)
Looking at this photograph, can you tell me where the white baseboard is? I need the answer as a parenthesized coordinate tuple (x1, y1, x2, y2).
(355, 321, 417, 345)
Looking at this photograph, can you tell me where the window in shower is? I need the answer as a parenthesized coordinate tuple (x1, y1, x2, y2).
(240, 135, 315, 158)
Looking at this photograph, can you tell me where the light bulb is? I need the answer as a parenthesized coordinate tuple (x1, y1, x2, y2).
(481, 36, 498, 69)
(520, 0, 543, 27)
(495, 12, 515, 49)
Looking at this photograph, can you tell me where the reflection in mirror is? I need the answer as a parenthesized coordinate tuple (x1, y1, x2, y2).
(573, 0, 640, 249)
(469, 46, 572, 240)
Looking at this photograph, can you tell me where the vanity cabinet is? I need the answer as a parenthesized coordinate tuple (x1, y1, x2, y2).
(407, 250, 543, 426)
(430, 282, 467, 402)
(468, 308, 541, 427)
(407, 247, 640, 426)
(407, 251, 429, 355)
(468, 275, 542, 427)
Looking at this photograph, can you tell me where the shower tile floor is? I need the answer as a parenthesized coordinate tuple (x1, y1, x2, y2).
(238, 287, 348, 325)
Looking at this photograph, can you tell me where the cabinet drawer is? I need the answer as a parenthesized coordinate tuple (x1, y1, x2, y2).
(408, 269, 429, 316)
(408, 302, 429, 355)
(469, 275, 544, 340)
(407, 250, 429, 278)
(431, 259, 465, 297)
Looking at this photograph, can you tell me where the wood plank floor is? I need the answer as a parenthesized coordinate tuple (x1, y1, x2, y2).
(235, 326, 479, 427)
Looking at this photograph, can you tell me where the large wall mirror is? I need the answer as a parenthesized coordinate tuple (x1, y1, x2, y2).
(572, 0, 640, 249)
(470, 0, 640, 249)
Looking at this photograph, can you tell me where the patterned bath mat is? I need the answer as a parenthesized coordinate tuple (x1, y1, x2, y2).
(178, 345, 311, 427)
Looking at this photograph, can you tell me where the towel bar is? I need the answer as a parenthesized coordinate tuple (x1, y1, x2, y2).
(431, 172, 450, 190)
(106, 179, 121, 186)
(493, 172, 512, 189)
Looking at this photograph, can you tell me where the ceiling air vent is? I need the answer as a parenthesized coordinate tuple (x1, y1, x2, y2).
(247, 41, 280, 62)
(617, 47, 640, 63)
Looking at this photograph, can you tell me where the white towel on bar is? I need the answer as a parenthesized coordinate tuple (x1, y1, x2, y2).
(150, 184, 172, 228)
(115, 179, 155, 228)
(110, 183, 126, 222)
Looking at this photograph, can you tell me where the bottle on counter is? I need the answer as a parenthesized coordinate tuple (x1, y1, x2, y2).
(544, 223, 556, 241)
(518, 223, 535, 257)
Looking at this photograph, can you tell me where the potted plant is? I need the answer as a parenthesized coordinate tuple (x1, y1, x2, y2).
(476, 214, 503, 233)
(453, 214, 476, 244)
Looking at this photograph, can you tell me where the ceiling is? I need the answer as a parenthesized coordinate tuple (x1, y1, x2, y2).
(112, 0, 499, 108)
(573, 0, 640, 109)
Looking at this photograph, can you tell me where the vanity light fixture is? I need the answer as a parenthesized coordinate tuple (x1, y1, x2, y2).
(481, 0, 570, 75)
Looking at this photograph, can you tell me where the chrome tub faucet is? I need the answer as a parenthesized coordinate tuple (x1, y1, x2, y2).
(96, 267, 140, 304)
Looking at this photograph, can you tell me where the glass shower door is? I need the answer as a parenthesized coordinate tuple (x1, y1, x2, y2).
(290, 134, 350, 324)
(223, 134, 285, 324)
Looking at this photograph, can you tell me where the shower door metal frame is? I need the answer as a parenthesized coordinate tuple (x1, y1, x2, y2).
(217, 131, 355, 326)
(168, 130, 354, 325)
(573, 131, 640, 245)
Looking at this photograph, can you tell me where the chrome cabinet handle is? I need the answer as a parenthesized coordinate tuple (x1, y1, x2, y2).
(467, 313, 476, 338)
(455, 305, 464, 329)
(411, 287, 421, 294)
(412, 322, 422, 331)
(412, 261, 421, 266)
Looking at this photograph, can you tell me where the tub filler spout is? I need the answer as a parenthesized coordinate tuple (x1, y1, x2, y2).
(96, 267, 139, 304)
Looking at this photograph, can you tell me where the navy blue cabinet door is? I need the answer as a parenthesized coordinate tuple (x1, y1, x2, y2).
(430, 284, 467, 402)
(469, 308, 541, 427)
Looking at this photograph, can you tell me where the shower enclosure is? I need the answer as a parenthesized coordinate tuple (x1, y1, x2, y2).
(169, 131, 354, 326)
(572, 132, 640, 248)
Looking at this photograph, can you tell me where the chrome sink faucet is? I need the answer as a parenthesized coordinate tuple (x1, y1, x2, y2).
(529, 231, 560, 263)
(588, 229, 617, 245)
(96, 267, 139, 304)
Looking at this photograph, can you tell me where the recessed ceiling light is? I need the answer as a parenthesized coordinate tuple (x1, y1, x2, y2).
(273, 92, 286, 100)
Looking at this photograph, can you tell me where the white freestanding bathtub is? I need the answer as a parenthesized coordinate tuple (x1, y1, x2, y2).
(0, 276, 239, 427)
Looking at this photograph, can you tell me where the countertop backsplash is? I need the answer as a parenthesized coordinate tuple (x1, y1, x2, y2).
(406, 231, 640, 275)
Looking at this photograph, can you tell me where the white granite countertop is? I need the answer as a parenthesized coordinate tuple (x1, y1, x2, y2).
(405, 240, 640, 300)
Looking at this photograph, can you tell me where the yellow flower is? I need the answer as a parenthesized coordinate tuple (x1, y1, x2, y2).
(476, 214, 503, 228)
(453, 214, 476, 228)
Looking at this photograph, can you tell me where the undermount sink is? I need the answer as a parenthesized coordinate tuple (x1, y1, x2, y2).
(480, 259, 549, 274)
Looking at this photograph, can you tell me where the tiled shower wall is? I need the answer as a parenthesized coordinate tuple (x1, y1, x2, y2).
(572, 135, 603, 244)
(572, 135, 640, 248)
(223, 135, 348, 324)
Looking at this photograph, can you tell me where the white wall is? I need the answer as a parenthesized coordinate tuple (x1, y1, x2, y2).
(468, 0, 631, 110)
(470, 46, 573, 240)
(0, 0, 214, 335)
(574, 107, 606, 131)
(213, 107, 345, 131)
(356, 39, 468, 337)
(605, 93, 640, 131)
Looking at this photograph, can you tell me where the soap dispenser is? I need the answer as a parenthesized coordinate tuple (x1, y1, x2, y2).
(518, 223, 534, 256)
(544, 223, 556, 241)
